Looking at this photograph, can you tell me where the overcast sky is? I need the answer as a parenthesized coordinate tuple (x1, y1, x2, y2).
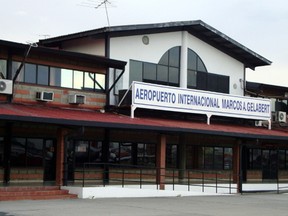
(1, 0, 287, 87)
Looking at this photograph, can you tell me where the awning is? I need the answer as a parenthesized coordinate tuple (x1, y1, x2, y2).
(0, 103, 287, 140)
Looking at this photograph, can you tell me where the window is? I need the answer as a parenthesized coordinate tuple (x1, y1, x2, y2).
(137, 143, 155, 166)
(74, 140, 102, 167)
(11, 61, 106, 92)
(11, 138, 45, 167)
(166, 144, 178, 168)
(0, 59, 7, 79)
(0, 137, 3, 167)
(198, 146, 232, 170)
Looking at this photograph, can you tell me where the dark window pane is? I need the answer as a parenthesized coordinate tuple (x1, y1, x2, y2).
(11, 138, 26, 167)
(279, 150, 285, 170)
(24, 63, 36, 83)
(0, 137, 3, 167)
(214, 147, 223, 169)
(224, 148, 233, 170)
(37, 65, 49, 85)
(26, 138, 43, 167)
(89, 141, 102, 162)
(169, 47, 180, 67)
(207, 73, 218, 92)
(197, 58, 207, 72)
(157, 65, 168, 82)
(198, 147, 205, 169)
(130, 60, 143, 84)
(166, 144, 177, 168)
(50, 67, 61, 87)
(109, 142, 119, 162)
(217, 75, 230, 93)
(187, 70, 197, 88)
(119, 143, 132, 165)
(204, 147, 214, 169)
(188, 50, 197, 70)
(196, 71, 207, 90)
(143, 62, 157, 80)
(168, 67, 179, 85)
(75, 141, 89, 167)
(137, 143, 155, 166)
(158, 52, 169, 65)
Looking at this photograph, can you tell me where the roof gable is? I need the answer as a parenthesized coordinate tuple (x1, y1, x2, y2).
(39, 20, 271, 70)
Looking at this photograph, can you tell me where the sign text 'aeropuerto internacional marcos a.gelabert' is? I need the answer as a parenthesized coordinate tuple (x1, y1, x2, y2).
(131, 81, 271, 127)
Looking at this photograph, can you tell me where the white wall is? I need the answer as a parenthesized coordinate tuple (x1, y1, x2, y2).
(109, 31, 245, 101)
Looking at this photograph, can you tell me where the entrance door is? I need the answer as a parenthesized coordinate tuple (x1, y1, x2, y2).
(262, 149, 278, 180)
(43, 139, 56, 183)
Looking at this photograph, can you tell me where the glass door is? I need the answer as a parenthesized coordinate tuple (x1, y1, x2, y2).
(43, 139, 56, 183)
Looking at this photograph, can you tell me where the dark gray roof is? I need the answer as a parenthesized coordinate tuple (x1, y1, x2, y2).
(39, 20, 271, 70)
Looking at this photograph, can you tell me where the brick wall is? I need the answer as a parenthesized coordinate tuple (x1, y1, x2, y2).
(13, 83, 106, 109)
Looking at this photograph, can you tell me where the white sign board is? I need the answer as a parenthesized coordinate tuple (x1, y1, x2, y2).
(131, 82, 271, 126)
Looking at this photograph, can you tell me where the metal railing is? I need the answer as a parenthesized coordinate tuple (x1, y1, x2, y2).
(69, 163, 237, 194)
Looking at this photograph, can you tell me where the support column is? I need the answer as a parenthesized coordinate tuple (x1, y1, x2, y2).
(233, 140, 242, 193)
(56, 128, 67, 186)
(3, 122, 12, 185)
(180, 31, 188, 88)
(156, 134, 166, 190)
(178, 134, 186, 181)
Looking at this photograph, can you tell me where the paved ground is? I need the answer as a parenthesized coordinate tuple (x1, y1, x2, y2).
(0, 193, 288, 216)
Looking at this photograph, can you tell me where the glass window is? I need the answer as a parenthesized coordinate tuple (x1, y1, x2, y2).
(37, 65, 49, 85)
(0, 59, 7, 79)
(278, 150, 285, 170)
(26, 138, 43, 167)
(12, 61, 24, 82)
(187, 70, 196, 88)
(73, 70, 83, 89)
(0, 137, 3, 167)
(137, 143, 155, 166)
(249, 149, 262, 169)
(119, 143, 132, 164)
(166, 144, 177, 168)
(129, 60, 143, 85)
(159, 52, 169, 65)
(75, 141, 89, 166)
(169, 67, 179, 85)
(143, 62, 157, 80)
(157, 65, 168, 83)
(224, 148, 233, 170)
(89, 141, 102, 162)
(204, 147, 214, 169)
(50, 67, 61, 87)
(24, 63, 37, 83)
(169, 47, 180, 67)
(188, 50, 197, 71)
(214, 147, 223, 169)
(197, 59, 207, 72)
(61, 69, 73, 88)
(11, 138, 26, 167)
(95, 73, 105, 90)
(84, 72, 95, 91)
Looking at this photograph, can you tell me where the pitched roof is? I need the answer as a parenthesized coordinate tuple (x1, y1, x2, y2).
(39, 20, 271, 70)
(0, 103, 287, 140)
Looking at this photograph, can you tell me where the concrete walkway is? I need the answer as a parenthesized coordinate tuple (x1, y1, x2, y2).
(1, 193, 288, 216)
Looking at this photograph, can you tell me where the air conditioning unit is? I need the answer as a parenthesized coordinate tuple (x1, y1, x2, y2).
(68, 94, 86, 104)
(276, 111, 287, 123)
(255, 120, 263, 127)
(36, 91, 54, 102)
(0, 79, 13, 95)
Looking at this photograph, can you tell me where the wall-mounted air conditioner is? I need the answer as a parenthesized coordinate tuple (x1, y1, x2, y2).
(36, 91, 54, 102)
(0, 79, 13, 95)
(68, 94, 86, 104)
(276, 111, 287, 123)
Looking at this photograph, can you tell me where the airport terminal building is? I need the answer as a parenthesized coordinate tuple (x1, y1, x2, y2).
(1, 20, 288, 192)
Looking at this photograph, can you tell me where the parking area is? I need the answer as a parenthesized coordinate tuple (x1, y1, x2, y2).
(0, 193, 288, 216)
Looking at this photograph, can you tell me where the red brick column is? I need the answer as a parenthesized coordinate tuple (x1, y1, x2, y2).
(233, 141, 241, 193)
(56, 128, 67, 186)
(156, 134, 166, 190)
